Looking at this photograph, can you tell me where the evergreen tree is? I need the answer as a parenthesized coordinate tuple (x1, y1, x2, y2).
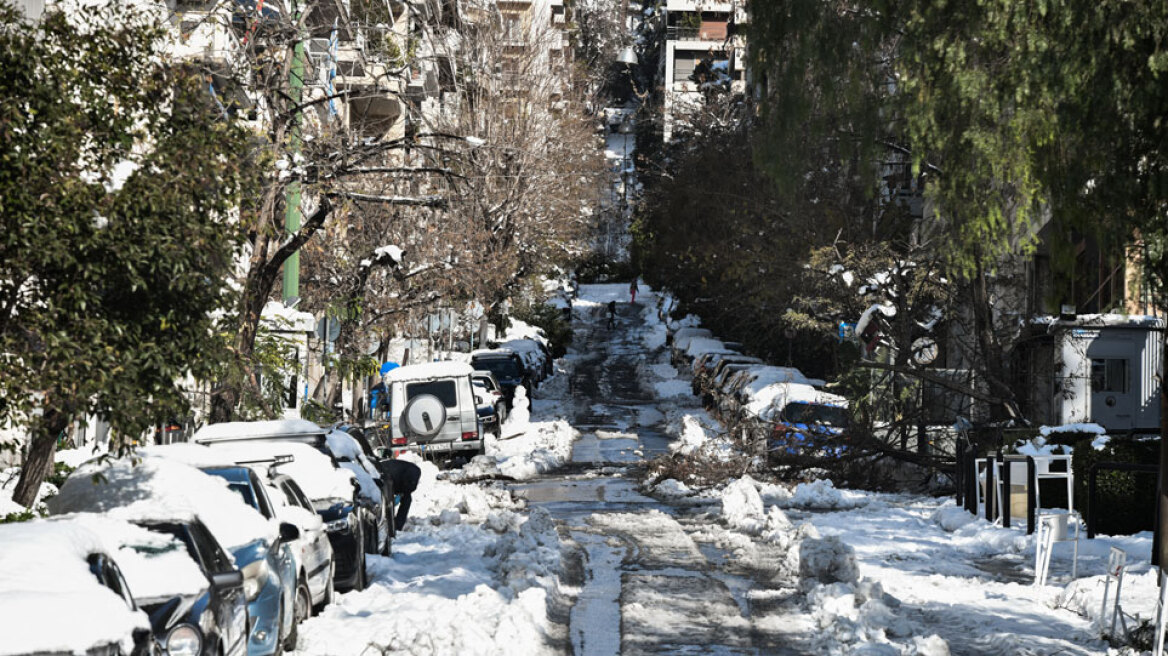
(0, 2, 254, 507)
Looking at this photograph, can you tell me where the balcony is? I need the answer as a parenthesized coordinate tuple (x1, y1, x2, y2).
(666, 20, 727, 42)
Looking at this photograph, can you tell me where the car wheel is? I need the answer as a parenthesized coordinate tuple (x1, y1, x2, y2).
(353, 525, 367, 591)
(284, 577, 310, 651)
(313, 567, 334, 615)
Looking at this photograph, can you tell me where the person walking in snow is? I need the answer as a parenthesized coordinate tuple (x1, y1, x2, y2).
(607, 300, 617, 329)
(629, 278, 638, 304)
(380, 458, 422, 531)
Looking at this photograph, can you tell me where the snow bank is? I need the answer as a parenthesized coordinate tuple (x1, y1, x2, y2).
(0, 467, 57, 516)
(762, 479, 869, 510)
(931, 504, 978, 532)
(488, 417, 577, 480)
(721, 476, 766, 533)
(295, 455, 566, 656)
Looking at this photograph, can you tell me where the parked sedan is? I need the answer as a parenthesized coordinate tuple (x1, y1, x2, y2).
(265, 473, 334, 614)
(469, 350, 531, 409)
(191, 422, 381, 592)
(196, 464, 301, 654)
(63, 514, 250, 656)
(49, 454, 291, 656)
(0, 519, 154, 656)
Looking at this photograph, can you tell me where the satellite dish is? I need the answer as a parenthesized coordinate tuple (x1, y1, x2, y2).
(401, 395, 446, 438)
(912, 337, 939, 365)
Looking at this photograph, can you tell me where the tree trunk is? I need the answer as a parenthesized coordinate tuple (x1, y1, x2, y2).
(970, 256, 1014, 422)
(211, 234, 280, 422)
(1155, 331, 1168, 567)
(12, 406, 71, 508)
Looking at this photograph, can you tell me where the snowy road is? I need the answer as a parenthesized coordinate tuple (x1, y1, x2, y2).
(511, 291, 813, 655)
(292, 284, 1155, 655)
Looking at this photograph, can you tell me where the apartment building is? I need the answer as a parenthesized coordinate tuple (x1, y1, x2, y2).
(657, 0, 747, 142)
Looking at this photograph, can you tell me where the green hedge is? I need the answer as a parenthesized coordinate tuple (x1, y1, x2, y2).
(1070, 435, 1159, 537)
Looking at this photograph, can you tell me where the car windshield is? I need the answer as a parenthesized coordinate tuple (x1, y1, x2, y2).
(476, 358, 521, 378)
(781, 402, 850, 428)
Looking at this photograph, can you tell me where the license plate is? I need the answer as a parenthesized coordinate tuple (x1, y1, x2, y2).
(420, 442, 453, 452)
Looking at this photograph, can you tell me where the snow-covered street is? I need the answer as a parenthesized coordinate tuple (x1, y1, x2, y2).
(287, 284, 1158, 655)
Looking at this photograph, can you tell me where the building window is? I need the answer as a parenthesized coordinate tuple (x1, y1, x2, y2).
(1091, 358, 1129, 394)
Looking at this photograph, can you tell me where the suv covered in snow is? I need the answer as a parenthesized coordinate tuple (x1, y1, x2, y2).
(386, 362, 482, 459)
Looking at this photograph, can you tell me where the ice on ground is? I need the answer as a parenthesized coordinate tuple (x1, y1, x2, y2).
(649, 363, 677, 379)
(653, 379, 691, 398)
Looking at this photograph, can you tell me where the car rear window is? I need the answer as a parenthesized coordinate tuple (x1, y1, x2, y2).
(474, 358, 521, 379)
(406, 379, 458, 407)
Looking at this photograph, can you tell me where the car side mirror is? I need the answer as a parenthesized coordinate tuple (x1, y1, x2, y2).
(475, 395, 484, 405)
(373, 446, 391, 460)
(210, 570, 244, 589)
(132, 627, 152, 649)
(278, 522, 301, 543)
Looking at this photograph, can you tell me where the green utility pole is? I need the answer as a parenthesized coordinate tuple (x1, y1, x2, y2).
(283, 2, 305, 306)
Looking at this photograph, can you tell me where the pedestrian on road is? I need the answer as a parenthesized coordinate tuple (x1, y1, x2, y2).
(607, 300, 617, 329)
(629, 278, 638, 304)
(380, 458, 422, 531)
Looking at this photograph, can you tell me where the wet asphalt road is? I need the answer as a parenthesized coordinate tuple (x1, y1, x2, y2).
(509, 299, 811, 656)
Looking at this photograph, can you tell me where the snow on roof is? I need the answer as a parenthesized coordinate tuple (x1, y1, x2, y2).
(53, 514, 209, 603)
(385, 361, 474, 382)
(685, 337, 725, 358)
(673, 328, 713, 350)
(1038, 422, 1107, 436)
(1047, 313, 1165, 329)
(502, 318, 547, 343)
(155, 441, 356, 503)
(48, 455, 276, 551)
(0, 519, 149, 656)
(500, 338, 545, 354)
(192, 418, 326, 444)
(261, 300, 316, 332)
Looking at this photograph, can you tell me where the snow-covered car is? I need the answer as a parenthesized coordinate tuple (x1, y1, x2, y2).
(265, 473, 334, 613)
(501, 337, 552, 380)
(670, 327, 713, 363)
(471, 371, 508, 438)
(48, 454, 293, 656)
(325, 427, 394, 552)
(499, 338, 550, 385)
(384, 362, 483, 460)
(757, 385, 851, 457)
(190, 422, 383, 592)
(469, 350, 531, 409)
(0, 519, 154, 656)
(59, 513, 249, 656)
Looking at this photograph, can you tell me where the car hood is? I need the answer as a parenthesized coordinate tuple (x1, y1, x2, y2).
(142, 593, 203, 634)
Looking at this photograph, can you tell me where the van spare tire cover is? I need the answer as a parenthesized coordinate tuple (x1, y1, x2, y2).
(401, 395, 447, 438)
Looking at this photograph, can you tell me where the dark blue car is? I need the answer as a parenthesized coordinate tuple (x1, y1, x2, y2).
(200, 466, 301, 655)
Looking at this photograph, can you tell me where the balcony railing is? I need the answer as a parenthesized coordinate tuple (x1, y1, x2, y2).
(666, 26, 701, 41)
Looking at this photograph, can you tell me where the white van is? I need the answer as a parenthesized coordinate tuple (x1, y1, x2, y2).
(385, 362, 482, 458)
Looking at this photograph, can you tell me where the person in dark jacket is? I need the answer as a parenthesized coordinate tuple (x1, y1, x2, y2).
(607, 300, 617, 329)
(380, 459, 421, 531)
